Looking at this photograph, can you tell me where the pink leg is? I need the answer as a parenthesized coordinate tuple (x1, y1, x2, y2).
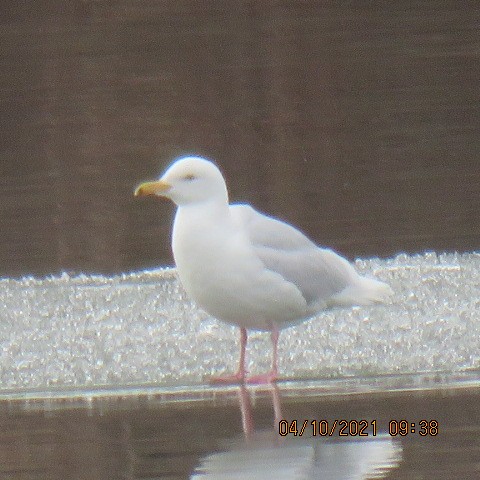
(210, 327, 247, 384)
(246, 327, 279, 384)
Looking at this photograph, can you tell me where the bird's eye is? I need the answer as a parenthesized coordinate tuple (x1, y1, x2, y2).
(183, 174, 196, 181)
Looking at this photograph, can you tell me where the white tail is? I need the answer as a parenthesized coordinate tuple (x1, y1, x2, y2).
(357, 276, 394, 304)
(330, 276, 393, 307)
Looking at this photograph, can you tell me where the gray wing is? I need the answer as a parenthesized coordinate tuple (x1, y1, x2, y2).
(230, 204, 356, 306)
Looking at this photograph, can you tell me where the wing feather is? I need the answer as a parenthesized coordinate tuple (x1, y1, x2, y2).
(230, 205, 357, 307)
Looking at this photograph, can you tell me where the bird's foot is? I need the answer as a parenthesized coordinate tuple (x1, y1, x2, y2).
(209, 370, 246, 385)
(245, 371, 278, 385)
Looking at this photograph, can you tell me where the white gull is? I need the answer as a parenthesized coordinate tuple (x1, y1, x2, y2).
(135, 156, 393, 383)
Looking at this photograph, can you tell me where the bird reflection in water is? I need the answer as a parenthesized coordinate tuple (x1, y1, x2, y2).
(192, 386, 402, 479)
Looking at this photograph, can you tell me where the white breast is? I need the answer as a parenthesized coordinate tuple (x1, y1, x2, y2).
(172, 204, 308, 330)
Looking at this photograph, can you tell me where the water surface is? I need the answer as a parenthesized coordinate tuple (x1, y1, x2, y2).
(1, 382, 478, 479)
(1, 1, 479, 276)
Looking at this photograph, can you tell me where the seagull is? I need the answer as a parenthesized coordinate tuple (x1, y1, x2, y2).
(135, 156, 393, 384)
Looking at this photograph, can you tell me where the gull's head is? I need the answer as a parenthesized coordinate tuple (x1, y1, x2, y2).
(134, 156, 228, 207)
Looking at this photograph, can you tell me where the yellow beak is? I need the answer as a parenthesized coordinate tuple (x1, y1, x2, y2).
(134, 180, 172, 197)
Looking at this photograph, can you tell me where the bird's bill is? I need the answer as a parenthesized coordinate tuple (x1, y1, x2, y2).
(134, 180, 172, 197)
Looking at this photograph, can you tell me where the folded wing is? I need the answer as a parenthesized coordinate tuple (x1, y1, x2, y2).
(230, 205, 358, 309)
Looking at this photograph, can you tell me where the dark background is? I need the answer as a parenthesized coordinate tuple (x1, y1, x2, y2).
(1, 1, 479, 277)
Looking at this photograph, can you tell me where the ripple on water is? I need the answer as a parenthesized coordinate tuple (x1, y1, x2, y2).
(0, 253, 479, 391)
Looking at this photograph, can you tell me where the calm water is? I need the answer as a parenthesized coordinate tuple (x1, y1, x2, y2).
(0, 383, 479, 479)
(1, 1, 479, 277)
